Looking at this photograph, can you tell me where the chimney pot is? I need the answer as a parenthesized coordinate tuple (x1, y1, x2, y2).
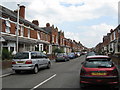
(46, 23, 50, 27)
(32, 20, 39, 26)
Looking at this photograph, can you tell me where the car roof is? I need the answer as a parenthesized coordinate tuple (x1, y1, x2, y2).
(86, 55, 110, 59)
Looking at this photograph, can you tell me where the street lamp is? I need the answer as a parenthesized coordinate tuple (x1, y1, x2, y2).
(16, 4, 20, 53)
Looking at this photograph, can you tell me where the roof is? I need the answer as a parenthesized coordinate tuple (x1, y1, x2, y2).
(2, 34, 50, 44)
(2, 35, 37, 44)
(41, 27, 52, 33)
(86, 55, 110, 59)
(0, 5, 49, 34)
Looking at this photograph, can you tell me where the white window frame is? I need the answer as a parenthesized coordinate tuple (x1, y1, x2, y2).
(15, 25, 20, 35)
(37, 31, 40, 39)
(28, 29, 30, 38)
(5, 20, 11, 33)
(21, 26, 24, 37)
(52, 35, 54, 43)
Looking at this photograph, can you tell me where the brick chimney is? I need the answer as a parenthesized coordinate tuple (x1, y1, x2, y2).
(19, 5, 25, 19)
(32, 20, 39, 26)
(46, 23, 50, 27)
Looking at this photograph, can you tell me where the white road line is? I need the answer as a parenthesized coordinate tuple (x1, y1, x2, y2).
(0, 73, 12, 78)
(30, 74, 56, 90)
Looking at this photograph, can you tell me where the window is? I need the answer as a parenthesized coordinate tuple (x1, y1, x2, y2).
(15, 25, 20, 35)
(84, 61, 114, 68)
(37, 31, 40, 39)
(21, 26, 24, 37)
(5, 20, 11, 33)
(28, 29, 30, 38)
(14, 52, 29, 59)
(56, 36, 58, 44)
(46, 34, 48, 41)
(52, 35, 54, 43)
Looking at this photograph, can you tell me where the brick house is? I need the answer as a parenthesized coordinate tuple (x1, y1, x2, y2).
(0, 5, 51, 54)
(109, 26, 120, 54)
(102, 33, 110, 54)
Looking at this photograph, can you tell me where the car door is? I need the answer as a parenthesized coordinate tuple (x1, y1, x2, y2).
(37, 52, 45, 68)
(40, 52, 49, 66)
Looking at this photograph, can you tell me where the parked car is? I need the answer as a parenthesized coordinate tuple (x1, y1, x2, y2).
(55, 53, 69, 62)
(80, 55, 119, 89)
(86, 51, 96, 57)
(76, 52, 81, 57)
(12, 51, 51, 74)
(68, 53, 76, 59)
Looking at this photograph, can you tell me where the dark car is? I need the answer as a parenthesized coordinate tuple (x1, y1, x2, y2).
(86, 52, 96, 57)
(80, 55, 119, 89)
(55, 53, 69, 62)
(68, 53, 76, 59)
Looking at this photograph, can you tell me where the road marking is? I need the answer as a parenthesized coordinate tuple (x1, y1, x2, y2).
(0, 73, 13, 78)
(30, 74, 56, 90)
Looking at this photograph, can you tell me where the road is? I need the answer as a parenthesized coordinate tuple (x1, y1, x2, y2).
(2, 55, 119, 90)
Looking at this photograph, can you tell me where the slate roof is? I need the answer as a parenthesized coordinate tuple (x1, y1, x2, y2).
(2, 34, 50, 44)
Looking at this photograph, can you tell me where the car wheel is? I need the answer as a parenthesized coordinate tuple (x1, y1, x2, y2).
(33, 65, 38, 74)
(47, 62, 51, 69)
(80, 83, 86, 89)
(64, 59, 67, 62)
(15, 70, 21, 74)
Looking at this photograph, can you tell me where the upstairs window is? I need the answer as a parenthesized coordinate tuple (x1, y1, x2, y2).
(28, 29, 30, 38)
(15, 25, 20, 36)
(21, 26, 24, 37)
(37, 31, 40, 39)
(5, 20, 11, 33)
(52, 35, 54, 43)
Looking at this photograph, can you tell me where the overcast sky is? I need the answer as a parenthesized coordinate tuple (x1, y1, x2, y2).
(1, 0, 119, 48)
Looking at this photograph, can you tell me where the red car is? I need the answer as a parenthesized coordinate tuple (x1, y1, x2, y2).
(80, 55, 119, 89)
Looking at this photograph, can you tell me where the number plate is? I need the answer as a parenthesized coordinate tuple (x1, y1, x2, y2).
(17, 61, 24, 63)
(91, 72, 107, 75)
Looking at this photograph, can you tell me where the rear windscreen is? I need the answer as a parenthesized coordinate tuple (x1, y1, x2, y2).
(84, 61, 114, 68)
(86, 58, 111, 61)
(14, 52, 29, 59)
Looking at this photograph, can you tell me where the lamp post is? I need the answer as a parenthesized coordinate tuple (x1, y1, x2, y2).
(16, 4, 20, 53)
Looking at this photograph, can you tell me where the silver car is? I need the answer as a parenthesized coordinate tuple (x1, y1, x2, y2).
(12, 51, 51, 74)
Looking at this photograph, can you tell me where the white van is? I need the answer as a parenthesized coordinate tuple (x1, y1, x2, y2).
(12, 51, 51, 74)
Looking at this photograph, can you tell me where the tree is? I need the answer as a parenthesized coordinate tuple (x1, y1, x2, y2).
(52, 47, 64, 54)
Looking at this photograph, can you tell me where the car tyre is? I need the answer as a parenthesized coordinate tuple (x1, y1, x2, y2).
(47, 62, 51, 69)
(15, 70, 21, 74)
(80, 83, 86, 89)
(33, 65, 38, 74)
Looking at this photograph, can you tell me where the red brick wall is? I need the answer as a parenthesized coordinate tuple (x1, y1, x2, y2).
(30, 30, 37, 39)
(24, 27, 28, 37)
(2, 20, 6, 32)
(10, 23, 15, 34)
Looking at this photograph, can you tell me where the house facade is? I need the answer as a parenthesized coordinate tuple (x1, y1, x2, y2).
(0, 5, 51, 54)
(95, 25, 120, 55)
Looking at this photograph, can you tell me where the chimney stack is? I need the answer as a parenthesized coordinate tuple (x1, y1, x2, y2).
(19, 5, 25, 19)
(46, 23, 50, 27)
(32, 20, 39, 26)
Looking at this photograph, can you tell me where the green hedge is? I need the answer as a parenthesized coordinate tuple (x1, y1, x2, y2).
(2, 48, 12, 60)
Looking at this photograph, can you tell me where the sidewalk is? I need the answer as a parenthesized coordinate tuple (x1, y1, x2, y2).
(2, 68, 14, 75)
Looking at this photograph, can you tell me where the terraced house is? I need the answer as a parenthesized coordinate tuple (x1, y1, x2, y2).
(0, 5, 51, 54)
(95, 25, 120, 55)
(0, 5, 84, 55)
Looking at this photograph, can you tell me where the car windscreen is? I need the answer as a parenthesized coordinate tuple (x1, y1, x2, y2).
(86, 58, 111, 61)
(57, 54, 63, 56)
(84, 61, 114, 68)
(14, 52, 29, 59)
